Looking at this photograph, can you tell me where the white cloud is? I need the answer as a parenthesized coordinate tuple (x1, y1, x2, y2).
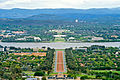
(0, 0, 120, 9)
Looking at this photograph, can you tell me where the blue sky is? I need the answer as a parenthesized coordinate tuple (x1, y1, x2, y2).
(0, 0, 120, 9)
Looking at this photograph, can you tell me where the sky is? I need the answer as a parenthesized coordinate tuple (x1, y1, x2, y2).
(0, 0, 120, 9)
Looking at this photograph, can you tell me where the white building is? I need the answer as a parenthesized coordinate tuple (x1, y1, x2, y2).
(15, 38, 26, 41)
(53, 35, 66, 38)
(16, 36, 41, 41)
(34, 37, 41, 41)
(69, 37, 75, 40)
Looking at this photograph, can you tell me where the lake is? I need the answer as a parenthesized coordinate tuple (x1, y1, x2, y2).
(0, 42, 120, 49)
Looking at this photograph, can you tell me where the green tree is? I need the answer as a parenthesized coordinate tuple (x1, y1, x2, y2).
(10, 65, 22, 80)
(34, 71, 45, 76)
(81, 75, 88, 79)
(42, 76, 46, 80)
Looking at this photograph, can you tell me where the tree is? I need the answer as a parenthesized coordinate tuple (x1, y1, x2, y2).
(42, 76, 46, 80)
(96, 74, 102, 78)
(67, 74, 72, 77)
(0, 71, 4, 79)
(80, 75, 88, 79)
(10, 65, 22, 80)
(34, 71, 45, 76)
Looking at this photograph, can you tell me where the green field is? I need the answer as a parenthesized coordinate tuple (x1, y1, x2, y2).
(54, 37, 65, 42)
(91, 70, 120, 74)
(23, 71, 35, 76)
(76, 74, 96, 78)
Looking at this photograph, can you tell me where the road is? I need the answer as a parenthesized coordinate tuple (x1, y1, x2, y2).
(55, 50, 67, 73)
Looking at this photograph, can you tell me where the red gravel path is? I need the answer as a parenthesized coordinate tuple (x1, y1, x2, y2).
(56, 51, 64, 72)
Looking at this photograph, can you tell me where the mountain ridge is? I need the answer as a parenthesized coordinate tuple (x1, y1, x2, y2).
(1, 8, 120, 18)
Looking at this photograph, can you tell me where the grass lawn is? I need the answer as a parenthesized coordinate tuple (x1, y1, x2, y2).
(23, 71, 35, 76)
(49, 72, 58, 76)
(113, 71, 120, 74)
(55, 49, 65, 51)
(76, 74, 96, 78)
(50, 72, 67, 76)
(54, 37, 65, 42)
(91, 70, 120, 74)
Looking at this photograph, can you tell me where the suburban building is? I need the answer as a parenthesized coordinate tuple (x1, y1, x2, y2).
(49, 29, 70, 33)
(33, 47, 40, 52)
(25, 36, 41, 41)
(3, 33, 15, 38)
(14, 52, 46, 56)
(92, 37, 104, 41)
(111, 35, 119, 38)
(30, 53, 46, 56)
(48, 73, 74, 80)
(12, 31, 25, 34)
(14, 53, 30, 56)
(0, 34, 4, 37)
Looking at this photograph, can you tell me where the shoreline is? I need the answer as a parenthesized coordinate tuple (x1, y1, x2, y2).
(1, 42, 120, 49)
(1, 41, 120, 43)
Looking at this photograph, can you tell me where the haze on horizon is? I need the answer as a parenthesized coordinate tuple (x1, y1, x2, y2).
(0, 0, 120, 9)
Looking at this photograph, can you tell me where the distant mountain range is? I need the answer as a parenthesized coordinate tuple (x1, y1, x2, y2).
(0, 8, 120, 22)
(0, 8, 120, 18)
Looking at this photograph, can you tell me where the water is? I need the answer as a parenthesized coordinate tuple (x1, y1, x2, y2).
(0, 42, 120, 49)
